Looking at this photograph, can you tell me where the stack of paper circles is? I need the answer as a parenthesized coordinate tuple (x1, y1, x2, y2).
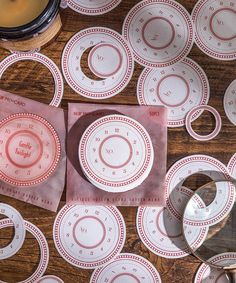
(78, 114, 154, 192)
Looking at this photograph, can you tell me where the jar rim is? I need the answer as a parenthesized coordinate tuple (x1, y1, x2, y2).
(0, 0, 60, 40)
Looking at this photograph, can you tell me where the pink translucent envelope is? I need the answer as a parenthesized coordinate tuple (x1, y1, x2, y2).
(67, 103, 167, 206)
(0, 89, 66, 211)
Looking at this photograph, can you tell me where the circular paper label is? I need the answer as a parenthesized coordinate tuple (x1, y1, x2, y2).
(90, 253, 162, 283)
(227, 153, 236, 178)
(185, 105, 222, 141)
(194, 253, 236, 283)
(122, 0, 194, 68)
(62, 27, 134, 99)
(67, 0, 121, 15)
(137, 205, 208, 259)
(165, 155, 233, 225)
(79, 114, 154, 192)
(137, 57, 210, 127)
(0, 219, 49, 283)
(0, 203, 26, 260)
(88, 43, 123, 78)
(0, 113, 61, 187)
(192, 0, 236, 60)
(0, 52, 64, 107)
(224, 79, 236, 126)
(53, 205, 126, 269)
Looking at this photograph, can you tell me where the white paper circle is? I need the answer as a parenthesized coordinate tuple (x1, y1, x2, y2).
(62, 27, 134, 99)
(0, 52, 64, 107)
(53, 205, 126, 269)
(224, 80, 236, 126)
(67, 0, 121, 15)
(165, 155, 233, 225)
(78, 114, 154, 192)
(192, 0, 236, 60)
(122, 0, 194, 68)
(137, 57, 210, 127)
(0, 220, 49, 283)
(90, 253, 162, 283)
(0, 203, 25, 260)
(194, 253, 236, 283)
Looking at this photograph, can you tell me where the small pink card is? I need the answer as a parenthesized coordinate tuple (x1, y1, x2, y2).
(67, 103, 167, 206)
(0, 89, 66, 211)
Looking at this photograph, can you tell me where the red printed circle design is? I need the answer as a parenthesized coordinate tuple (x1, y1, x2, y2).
(0, 113, 61, 187)
(209, 8, 236, 41)
(72, 216, 106, 249)
(5, 130, 43, 169)
(79, 115, 154, 192)
(185, 105, 222, 141)
(223, 79, 236, 126)
(67, 0, 121, 15)
(156, 74, 190, 107)
(192, 0, 236, 60)
(0, 52, 64, 107)
(0, 203, 26, 260)
(194, 253, 236, 283)
(136, 202, 208, 259)
(227, 153, 236, 178)
(62, 27, 134, 99)
(88, 43, 123, 78)
(98, 135, 133, 169)
(122, 0, 194, 68)
(53, 205, 126, 269)
(90, 253, 162, 283)
(0, 219, 49, 283)
(165, 155, 233, 226)
(141, 17, 175, 50)
(137, 57, 210, 127)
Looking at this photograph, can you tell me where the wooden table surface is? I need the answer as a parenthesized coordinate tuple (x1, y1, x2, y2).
(0, 1, 236, 282)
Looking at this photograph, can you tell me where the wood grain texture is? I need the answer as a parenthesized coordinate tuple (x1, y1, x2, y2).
(0, 0, 236, 282)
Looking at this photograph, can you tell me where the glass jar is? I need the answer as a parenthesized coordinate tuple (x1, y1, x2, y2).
(0, 0, 61, 52)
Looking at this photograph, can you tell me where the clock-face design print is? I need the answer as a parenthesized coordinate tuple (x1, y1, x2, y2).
(79, 115, 154, 192)
(0, 113, 61, 186)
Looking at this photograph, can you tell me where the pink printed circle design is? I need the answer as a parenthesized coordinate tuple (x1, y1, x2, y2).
(137, 57, 210, 127)
(0, 219, 49, 283)
(88, 43, 123, 78)
(0, 52, 64, 107)
(185, 105, 222, 141)
(136, 203, 208, 259)
(0, 203, 26, 260)
(98, 135, 133, 169)
(194, 253, 236, 283)
(53, 205, 126, 269)
(62, 27, 134, 99)
(192, 0, 236, 60)
(72, 216, 106, 249)
(141, 17, 175, 50)
(227, 153, 236, 179)
(223, 79, 236, 126)
(165, 155, 233, 226)
(122, 0, 194, 68)
(0, 113, 61, 187)
(67, 0, 121, 15)
(156, 74, 190, 107)
(5, 130, 43, 169)
(209, 8, 236, 41)
(110, 273, 141, 283)
(78, 115, 154, 192)
(36, 275, 64, 283)
(155, 209, 182, 238)
(90, 253, 162, 283)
